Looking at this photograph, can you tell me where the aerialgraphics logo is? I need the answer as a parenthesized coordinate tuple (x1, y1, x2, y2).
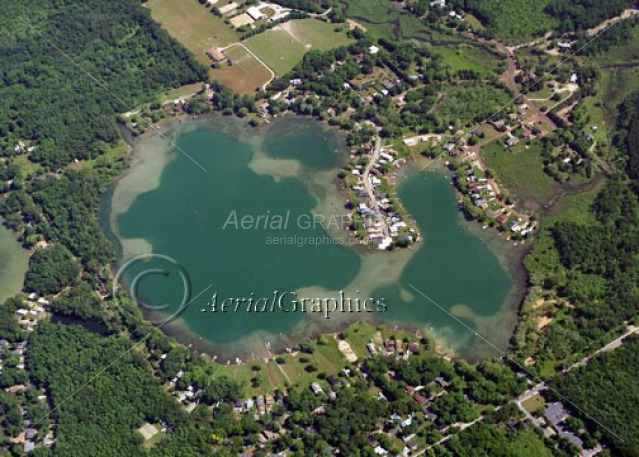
(113, 253, 192, 325)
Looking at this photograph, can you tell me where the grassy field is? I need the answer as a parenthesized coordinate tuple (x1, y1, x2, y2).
(146, 0, 239, 62)
(482, 140, 559, 207)
(338, 0, 433, 41)
(521, 393, 546, 413)
(244, 20, 352, 76)
(211, 45, 273, 93)
(430, 44, 502, 75)
(280, 19, 354, 51)
(245, 28, 306, 76)
(164, 82, 203, 100)
(508, 429, 555, 456)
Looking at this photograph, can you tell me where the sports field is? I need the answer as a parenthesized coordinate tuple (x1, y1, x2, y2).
(280, 19, 354, 51)
(245, 19, 353, 76)
(245, 28, 307, 76)
(211, 45, 273, 93)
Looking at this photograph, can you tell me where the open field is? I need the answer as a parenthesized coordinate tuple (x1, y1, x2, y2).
(245, 27, 306, 76)
(211, 45, 273, 93)
(279, 19, 354, 51)
(482, 140, 559, 207)
(338, 0, 434, 41)
(240, 19, 353, 77)
(164, 82, 203, 100)
(430, 44, 502, 75)
(146, 0, 239, 63)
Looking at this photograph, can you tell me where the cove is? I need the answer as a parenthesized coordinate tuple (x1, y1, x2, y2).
(104, 117, 521, 360)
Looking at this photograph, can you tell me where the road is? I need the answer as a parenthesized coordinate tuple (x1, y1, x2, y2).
(495, 41, 558, 133)
(362, 134, 391, 240)
(220, 43, 276, 90)
(412, 325, 639, 455)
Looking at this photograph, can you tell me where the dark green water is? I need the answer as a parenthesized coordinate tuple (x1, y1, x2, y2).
(106, 117, 520, 359)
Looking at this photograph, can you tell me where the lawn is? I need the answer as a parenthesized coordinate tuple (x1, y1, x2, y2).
(482, 140, 559, 207)
(521, 393, 546, 414)
(210, 45, 273, 93)
(244, 28, 306, 76)
(146, 0, 239, 67)
(508, 429, 555, 457)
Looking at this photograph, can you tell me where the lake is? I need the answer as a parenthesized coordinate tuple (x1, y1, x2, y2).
(104, 117, 523, 360)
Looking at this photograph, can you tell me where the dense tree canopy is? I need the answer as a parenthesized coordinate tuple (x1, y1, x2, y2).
(24, 245, 80, 295)
(0, 0, 206, 169)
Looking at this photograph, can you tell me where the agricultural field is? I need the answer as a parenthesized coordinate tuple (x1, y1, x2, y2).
(211, 45, 273, 93)
(146, 0, 239, 62)
(482, 140, 559, 208)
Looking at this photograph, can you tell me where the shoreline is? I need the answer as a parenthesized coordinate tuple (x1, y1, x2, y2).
(102, 115, 530, 365)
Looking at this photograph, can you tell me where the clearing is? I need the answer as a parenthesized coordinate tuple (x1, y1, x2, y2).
(212, 45, 273, 93)
(244, 19, 352, 76)
(482, 140, 559, 209)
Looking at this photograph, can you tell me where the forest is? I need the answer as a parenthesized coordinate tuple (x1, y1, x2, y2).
(551, 336, 639, 456)
(449, 0, 633, 42)
(0, 0, 206, 169)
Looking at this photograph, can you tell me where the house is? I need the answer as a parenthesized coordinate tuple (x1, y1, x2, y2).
(414, 394, 427, 406)
(271, 11, 290, 21)
(218, 2, 238, 14)
(423, 409, 437, 421)
(506, 136, 520, 147)
(373, 445, 388, 455)
(492, 119, 506, 130)
(246, 6, 265, 21)
(206, 47, 227, 63)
